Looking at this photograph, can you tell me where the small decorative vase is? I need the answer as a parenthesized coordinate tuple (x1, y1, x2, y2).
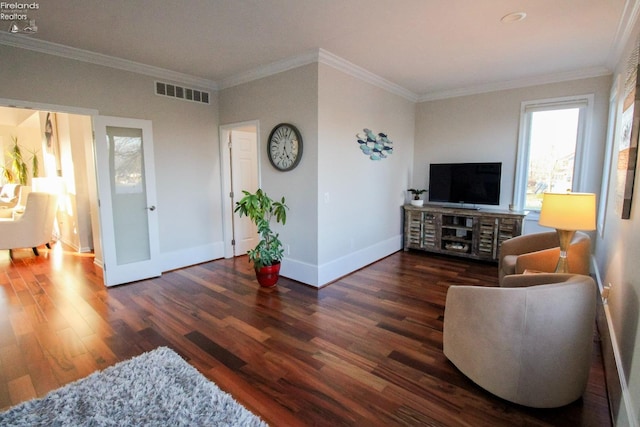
(255, 262, 281, 287)
(410, 199, 424, 206)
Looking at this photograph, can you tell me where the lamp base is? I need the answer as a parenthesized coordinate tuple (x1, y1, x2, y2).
(554, 229, 576, 273)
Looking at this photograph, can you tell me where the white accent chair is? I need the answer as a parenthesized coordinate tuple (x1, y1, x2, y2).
(0, 183, 21, 208)
(443, 273, 596, 408)
(0, 192, 58, 257)
(0, 185, 31, 219)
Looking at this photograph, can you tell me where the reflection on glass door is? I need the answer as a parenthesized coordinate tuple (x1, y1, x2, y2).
(93, 116, 160, 286)
(108, 126, 151, 264)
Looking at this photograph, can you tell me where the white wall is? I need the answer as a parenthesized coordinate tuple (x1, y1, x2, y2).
(414, 76, 611, 233)
(317, 63, 415, 284)
(0, 44, 223, 271)
(219, 64, 320, 283)
(595, 18, 640, 426)
(52, 113, 94, 252)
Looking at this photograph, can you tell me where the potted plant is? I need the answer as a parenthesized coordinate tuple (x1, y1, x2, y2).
(234, 189, 289, 287)
(408, 188, 427, 206)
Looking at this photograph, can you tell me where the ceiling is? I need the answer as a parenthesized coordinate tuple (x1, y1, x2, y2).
(1, 0, 636, 100)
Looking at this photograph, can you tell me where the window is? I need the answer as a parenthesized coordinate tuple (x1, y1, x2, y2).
(514, 95, 593, 212)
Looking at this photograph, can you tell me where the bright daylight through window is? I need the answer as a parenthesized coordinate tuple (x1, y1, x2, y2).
(525, 108, 580, 210)
(515, 95, 591, 212)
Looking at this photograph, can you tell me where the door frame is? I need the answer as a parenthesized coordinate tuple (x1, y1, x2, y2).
(0, 98, 102, 261)
(219, 120, 261, 258)
(0, 98, 162, 287)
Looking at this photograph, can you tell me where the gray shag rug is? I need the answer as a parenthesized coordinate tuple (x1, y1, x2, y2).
(0, 346, 267, 426)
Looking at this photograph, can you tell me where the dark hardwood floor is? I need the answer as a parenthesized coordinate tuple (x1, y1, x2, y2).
(0, 244, 611, 426)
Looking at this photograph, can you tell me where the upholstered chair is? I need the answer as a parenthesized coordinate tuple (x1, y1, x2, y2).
(498, 231, 591, 284)
(0, 192, 58, 256)
(0, 185, 31, 219)
(0, 183, 21, 208)
(443, 273, 596, 408)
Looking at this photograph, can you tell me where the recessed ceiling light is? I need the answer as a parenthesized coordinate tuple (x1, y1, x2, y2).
(501, 12, 527, 23)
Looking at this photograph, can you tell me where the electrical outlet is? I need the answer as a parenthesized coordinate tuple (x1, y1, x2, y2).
(602, 283, 612, 301)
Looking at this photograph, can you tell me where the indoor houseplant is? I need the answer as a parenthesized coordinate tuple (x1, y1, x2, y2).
(234, 188, 288, 287)
(408, 188, 427, 206)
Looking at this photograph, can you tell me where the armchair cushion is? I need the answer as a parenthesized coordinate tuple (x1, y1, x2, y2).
(499, 231, 591, 284)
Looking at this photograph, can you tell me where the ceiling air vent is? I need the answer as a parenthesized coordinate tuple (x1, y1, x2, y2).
(155, 81, 210, 104)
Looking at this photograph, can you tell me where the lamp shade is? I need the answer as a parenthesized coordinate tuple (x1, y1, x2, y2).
(538, 192, 596, 231)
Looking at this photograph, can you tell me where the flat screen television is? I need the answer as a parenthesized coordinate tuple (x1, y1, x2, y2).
(428, 162, 502, 206)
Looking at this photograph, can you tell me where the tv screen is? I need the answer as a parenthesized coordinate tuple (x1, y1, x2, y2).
(428, 162, 502, 206)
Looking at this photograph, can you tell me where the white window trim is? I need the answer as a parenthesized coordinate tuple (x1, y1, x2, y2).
(598, 78, 620, 237)
(513, 94, 595, 215)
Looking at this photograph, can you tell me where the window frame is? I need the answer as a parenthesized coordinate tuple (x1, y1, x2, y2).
(513, 94, 594, 215)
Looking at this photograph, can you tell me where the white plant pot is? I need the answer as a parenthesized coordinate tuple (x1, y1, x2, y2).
(410, 199, 424, 206)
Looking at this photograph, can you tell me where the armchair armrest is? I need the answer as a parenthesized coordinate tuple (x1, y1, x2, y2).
(501, 273, 577, 288)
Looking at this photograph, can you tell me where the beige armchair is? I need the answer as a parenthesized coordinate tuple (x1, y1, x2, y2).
(0, 192, 58, 256)
(443, 273, 596, 408)
(499, 231, 591, 284)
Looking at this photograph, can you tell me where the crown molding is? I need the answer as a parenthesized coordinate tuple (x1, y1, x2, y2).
(0, 32, 218, 91)
(606, 0, 640, 69)
(220, 48, 419, 102)
(218, 50, 319, 90)
(316, 49, 419, 102)
(417, 66, 613, 102)
(0, 31, 618, 104)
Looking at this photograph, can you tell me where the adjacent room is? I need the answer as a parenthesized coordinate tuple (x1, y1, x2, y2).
(0, 1, 638, 425)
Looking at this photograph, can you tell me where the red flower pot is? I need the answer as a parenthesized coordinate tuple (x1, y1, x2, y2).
(255, 262, 281, 287)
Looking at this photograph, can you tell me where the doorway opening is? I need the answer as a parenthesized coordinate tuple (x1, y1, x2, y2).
(0, 104, 101, 264)
(219, 121, 260, 259)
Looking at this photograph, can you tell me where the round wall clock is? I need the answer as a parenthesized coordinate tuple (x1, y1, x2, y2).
(267, 123, 303, 171)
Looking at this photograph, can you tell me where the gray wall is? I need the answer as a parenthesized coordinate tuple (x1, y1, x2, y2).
(220, 62, 416, 286)
(414, 76, 611, 233)
(0, 44, 223, 271)
(317, 63, 415, 284)
(219, 64, 320, 283)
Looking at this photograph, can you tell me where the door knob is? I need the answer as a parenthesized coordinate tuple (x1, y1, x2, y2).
(148, 206, 156, 211)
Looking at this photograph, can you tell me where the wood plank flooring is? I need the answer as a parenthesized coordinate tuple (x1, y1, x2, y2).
(0, 245, 611, 426)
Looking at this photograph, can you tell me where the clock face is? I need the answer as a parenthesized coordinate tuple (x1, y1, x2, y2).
(268, 123, 303, 171)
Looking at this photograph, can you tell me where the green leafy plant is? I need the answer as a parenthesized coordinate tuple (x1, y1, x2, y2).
(408, 188, 427, 200)
(2, 137, 40, 185)
(27, 147, 40, 178)
(8, 136, 28, 185)
(1, 166, 14, 184)
(234, 189, 289, 270)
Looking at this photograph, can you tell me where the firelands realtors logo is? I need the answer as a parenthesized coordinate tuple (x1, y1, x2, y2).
(1, 2, 39, 34)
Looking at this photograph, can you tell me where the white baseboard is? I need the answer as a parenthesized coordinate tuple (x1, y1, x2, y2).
(159, 241, 225, 272)
(591, 257, 638, 427)
(282, 235, 402, 287)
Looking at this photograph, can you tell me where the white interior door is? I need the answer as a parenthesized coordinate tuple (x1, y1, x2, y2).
(231, 129, 259, 255)
(93, 116, 160, 286)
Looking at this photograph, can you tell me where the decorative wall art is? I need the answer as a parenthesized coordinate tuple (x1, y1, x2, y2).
(44, 112, 62, 176)
(356, 128, 393, 160)
(617, 49, 640, 219)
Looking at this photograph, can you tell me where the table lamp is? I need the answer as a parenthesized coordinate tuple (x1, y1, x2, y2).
(538, 192, 596, 273)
